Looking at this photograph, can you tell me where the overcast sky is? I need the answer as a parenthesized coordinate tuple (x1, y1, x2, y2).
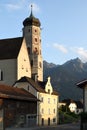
(0, 0, 87, 64)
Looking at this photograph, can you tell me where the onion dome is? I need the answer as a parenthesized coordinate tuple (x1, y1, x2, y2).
(23, 5, 41, 27)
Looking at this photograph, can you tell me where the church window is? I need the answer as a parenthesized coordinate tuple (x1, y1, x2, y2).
(22, 65, 24, 69)
(26, 68, 28, 72)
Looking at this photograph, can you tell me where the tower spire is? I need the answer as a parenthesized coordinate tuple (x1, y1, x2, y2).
(30, 4, 33, 17)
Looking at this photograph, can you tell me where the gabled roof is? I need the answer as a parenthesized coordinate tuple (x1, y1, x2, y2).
(15, 76, 58, 95)
(0, 37, 23, 60)
(76, 79, 87, 88)
(15, 76, 45, 93)
(0, 84, 38, 101)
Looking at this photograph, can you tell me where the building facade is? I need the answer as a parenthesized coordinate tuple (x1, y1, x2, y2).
(77, 79, 87, 112)
(0, 84, 38, 130)
(14, 76, 59, 126)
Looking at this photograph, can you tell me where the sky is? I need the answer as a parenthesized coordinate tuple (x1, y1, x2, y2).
(0, 0, 87, 65)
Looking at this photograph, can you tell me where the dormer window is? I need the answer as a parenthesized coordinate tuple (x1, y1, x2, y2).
(48, 89, 50, 94)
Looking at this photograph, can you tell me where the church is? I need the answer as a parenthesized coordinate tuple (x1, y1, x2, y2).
(0, 6, 59, 129)
(0, 6, 43, 86)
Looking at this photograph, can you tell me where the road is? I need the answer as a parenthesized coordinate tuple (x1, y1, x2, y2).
(6, 122, 80, 130)
(31, 122, 80, 130)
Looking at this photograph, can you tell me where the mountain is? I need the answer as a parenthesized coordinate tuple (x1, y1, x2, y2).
(43, 58, 87, 101)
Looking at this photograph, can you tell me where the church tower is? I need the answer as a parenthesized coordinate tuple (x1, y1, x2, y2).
(22, 5, 43, 81)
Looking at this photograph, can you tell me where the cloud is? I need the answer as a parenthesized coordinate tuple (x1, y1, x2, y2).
(5, 0, 26, 11)
(53, 43, 68, 54)
(6, 3, 21, 10)
(75, 47, 87, 62)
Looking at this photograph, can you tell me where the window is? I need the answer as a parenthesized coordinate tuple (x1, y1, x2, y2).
(28, 29, 31, 32)
(42, 108, 44, 114)
(54, 99, 56, 104)
(48, 109, 50, 114)
(31, 60, 33, 66)
(35, 29, 36, 32)
(35, 38, 37, 42)
(53, 109, 55, 114)
(39, 62, 42, 68)
(0, 70, 3, 81)
(48, 98, 50, 104)
(41, 97, 44, 102)
(48, 89, 50, 94)
(27, 86, 29, 91)
(53, 118, 56, 123)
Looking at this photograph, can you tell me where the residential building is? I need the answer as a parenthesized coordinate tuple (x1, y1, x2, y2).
(59, 99, 83, 114)
(14, 76, 59, 126)
(77, 79, 87, 112)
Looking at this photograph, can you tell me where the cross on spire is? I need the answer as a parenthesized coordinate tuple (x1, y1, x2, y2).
(30, 4, 33, 17)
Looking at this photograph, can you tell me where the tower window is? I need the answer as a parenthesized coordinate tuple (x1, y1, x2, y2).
(35, 29, 37, 32)
(35, 38, 37, 42)
(39, 62, 42, 68)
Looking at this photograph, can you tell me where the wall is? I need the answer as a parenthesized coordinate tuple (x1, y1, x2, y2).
(85, 85, 87, 112)
(4, 99, 37, 128)
(14, 82, 37, 97)
(0, 59, 17, 86)
(38, 92, 58, 126)
(17, 38, 31, 80)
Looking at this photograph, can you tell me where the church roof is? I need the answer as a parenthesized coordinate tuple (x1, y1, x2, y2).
(23, 7, 41, 27)
(0, 37, 23, 60)
(0, 84, 38, 101)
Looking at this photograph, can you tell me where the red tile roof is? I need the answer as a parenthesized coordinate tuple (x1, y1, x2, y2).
(0, 84, 38, 101)
(0, 37, 23, 59)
